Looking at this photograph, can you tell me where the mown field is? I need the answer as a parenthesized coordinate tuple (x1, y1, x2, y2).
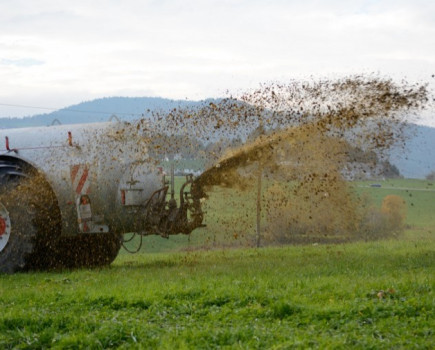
(0, 179, 434, 348)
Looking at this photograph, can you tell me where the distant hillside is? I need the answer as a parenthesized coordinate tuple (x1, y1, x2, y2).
(0, 96, 434, 178)
(389, 124, 435, 179)
(0, 97, 212, 128)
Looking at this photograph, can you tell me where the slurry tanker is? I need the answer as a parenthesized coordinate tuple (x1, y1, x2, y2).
(0, 121, 204, 273)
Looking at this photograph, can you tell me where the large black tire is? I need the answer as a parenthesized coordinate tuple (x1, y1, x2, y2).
(50, 232, 122, 269)
(0, 158, 61, 273)
(0, 183, 38, 273)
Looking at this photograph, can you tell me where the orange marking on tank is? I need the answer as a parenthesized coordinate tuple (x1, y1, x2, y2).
(75, 167, 89, 195)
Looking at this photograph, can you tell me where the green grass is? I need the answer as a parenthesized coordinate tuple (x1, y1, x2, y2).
(1, 178, 434, 348)
(1, 241, 433, 348)
(354, 180, 435, 229)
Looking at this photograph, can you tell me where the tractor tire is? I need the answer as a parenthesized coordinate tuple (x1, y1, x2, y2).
(0, 185, 38, 273)
(0, 158, 61, 273)
(51, 232, 122, 269)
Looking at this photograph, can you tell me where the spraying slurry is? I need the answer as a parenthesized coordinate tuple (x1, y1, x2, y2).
(92, 75, 429, 244)
(146, 75, 429, 243)
(0, 75, 430, 271)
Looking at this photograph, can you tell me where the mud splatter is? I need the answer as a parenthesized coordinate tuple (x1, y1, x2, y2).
(153, 75, 428, 241)
(94, 75, 428, 242)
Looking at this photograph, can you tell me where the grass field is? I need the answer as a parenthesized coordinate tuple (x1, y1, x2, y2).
(0, 179, 434, 348)
(127, 177, 435, 253)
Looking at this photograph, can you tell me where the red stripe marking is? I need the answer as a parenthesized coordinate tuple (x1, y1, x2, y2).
(75, 167, 89, 194)
(0, 217, 6, 236)
(70, 165, 80, 183)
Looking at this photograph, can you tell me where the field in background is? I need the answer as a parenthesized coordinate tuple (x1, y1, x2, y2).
(122, 178, 435, 253)
(0, 178, 434, 348)
(355, 179, 435, 229)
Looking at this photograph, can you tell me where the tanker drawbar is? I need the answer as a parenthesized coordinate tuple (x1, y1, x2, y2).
(0, 122, 205, 273)
(122, 167, 205, 253)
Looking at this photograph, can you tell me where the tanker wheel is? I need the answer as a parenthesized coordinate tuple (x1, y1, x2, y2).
(0, 191, 37, 273)
(0, 158, 61, 273)
(51, 232, 122, 269)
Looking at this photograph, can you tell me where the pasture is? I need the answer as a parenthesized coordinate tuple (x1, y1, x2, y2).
(0, 179, 434, 348)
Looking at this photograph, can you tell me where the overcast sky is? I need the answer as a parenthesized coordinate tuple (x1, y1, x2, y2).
(0, 0, 434, 124)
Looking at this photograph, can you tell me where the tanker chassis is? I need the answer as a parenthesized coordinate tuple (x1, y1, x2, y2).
(0, 122, 204, 273)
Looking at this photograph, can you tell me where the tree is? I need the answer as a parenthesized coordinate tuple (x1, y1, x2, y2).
(426, 171, 435, 181)
(381, 195, 407, 232)
(380, 161, 402, 179)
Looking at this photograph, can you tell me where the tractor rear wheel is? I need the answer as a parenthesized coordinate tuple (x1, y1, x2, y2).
(0, 158, 61, 273)
(0, 185, 38, 273)
(51, 232, 122, 269)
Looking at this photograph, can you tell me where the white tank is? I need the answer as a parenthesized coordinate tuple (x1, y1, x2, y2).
(0, 121, 203, 272)
(0, 121, 161, 233)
